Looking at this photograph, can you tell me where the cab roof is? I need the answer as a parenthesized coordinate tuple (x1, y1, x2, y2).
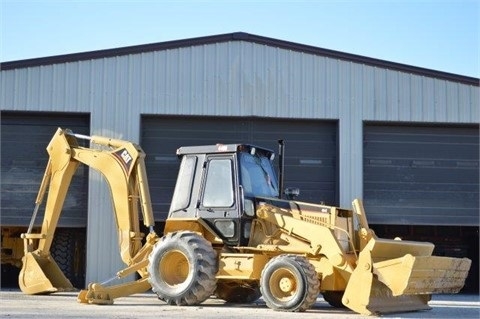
(176, 144, 274, 157)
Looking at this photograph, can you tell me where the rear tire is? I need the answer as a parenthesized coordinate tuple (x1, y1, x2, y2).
(147, 231, 218, 306)
(260, 254, 319, 312)
(215, 281, 261, 303)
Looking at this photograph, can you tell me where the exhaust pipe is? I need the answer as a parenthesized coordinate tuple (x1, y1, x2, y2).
(277, 140, 285, 199)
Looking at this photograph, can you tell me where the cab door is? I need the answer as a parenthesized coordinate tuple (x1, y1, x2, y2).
(197, 155, 240, 245)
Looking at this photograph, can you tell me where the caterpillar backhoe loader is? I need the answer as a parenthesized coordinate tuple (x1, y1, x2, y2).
(19, 128, 471, 316)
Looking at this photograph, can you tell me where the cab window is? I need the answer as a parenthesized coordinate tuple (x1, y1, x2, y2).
(202, 158, 234, 208)
(170, 156, 197, 212)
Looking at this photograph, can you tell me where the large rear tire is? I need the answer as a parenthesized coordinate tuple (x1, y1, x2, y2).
(215, 281, 261, 303)
(147, 231, 218, 306)
(260, 255, 319, 312)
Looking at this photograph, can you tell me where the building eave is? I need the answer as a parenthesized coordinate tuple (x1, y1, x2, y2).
(1, 32, 478, 86)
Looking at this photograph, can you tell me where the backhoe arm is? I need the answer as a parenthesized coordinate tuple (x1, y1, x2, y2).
(19, 128, 158, 297)
(68, 131, 155, 265)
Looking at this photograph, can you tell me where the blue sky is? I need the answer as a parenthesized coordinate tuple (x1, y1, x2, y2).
(1, 0, 479, 78)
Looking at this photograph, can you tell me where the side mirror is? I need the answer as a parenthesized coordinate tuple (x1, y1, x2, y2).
(284, 187, 300, 200)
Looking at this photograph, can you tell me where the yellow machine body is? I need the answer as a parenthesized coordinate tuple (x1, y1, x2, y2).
(18, 129, 471, 316)
(163, 197, 471, 315)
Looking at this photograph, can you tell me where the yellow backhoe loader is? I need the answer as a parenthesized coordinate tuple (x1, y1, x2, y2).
(19, 128, 471, 316)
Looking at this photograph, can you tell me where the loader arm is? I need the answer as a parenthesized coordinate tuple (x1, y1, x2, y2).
(19, 128, 157, 296)
(254, 201, 355, 272)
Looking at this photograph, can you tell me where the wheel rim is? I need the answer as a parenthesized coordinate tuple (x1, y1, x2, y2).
(159, 249, 189, 287)
(269, 268, 298, 301)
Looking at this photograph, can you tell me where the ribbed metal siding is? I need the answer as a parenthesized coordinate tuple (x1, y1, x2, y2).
(1, 39, 478, 284)
(2, 42, 478, 121)
(1, 41, 480, 210)
(361, 68, 479, 123)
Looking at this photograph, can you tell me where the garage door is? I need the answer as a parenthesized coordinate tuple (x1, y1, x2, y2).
(141, 116, 338, 220)
(363, 124, 479, 226)
(1, 112, 90, 227)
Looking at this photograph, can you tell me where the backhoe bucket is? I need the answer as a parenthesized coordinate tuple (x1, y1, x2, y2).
(19, 252, 75, 295)
(342, 238, 471, 316)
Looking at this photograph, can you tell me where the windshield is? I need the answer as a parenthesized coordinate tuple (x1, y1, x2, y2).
(239, 151, 279, 198)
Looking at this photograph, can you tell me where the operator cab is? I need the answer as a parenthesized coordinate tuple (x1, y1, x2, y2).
(168, 144, 279, 246)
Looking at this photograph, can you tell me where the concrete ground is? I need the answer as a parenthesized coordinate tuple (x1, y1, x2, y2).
(1, 289, 479, 319)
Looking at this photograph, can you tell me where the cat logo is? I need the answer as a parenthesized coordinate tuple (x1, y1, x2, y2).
(113, 148, 134, 173)
(120, 149, 133, 164)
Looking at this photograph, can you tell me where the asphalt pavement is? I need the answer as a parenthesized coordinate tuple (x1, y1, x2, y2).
(0, 289, 479, 319)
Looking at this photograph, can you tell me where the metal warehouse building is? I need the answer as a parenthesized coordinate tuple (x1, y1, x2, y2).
(1, 32, 478, 291)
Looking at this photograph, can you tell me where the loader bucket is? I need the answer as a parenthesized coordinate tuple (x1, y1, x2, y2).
(342, 237, 471, 315)
(19, 252, 75, 295)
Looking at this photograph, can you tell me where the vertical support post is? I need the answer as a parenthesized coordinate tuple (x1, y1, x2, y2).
(278, 139, 285, 199)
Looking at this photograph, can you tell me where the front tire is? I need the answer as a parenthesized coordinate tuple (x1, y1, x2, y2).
(147, 231, 218, 306)
(260, 255, 319, 312)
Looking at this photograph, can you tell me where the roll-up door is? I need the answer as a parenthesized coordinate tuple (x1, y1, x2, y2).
(1, 112, 90, 227)
(141, 116, 338, 220)
(363, 124, 479, 226)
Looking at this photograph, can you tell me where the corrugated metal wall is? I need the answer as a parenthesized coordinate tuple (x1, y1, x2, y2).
(1, 40, 478, 284)
(4, 42, 477, 120)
